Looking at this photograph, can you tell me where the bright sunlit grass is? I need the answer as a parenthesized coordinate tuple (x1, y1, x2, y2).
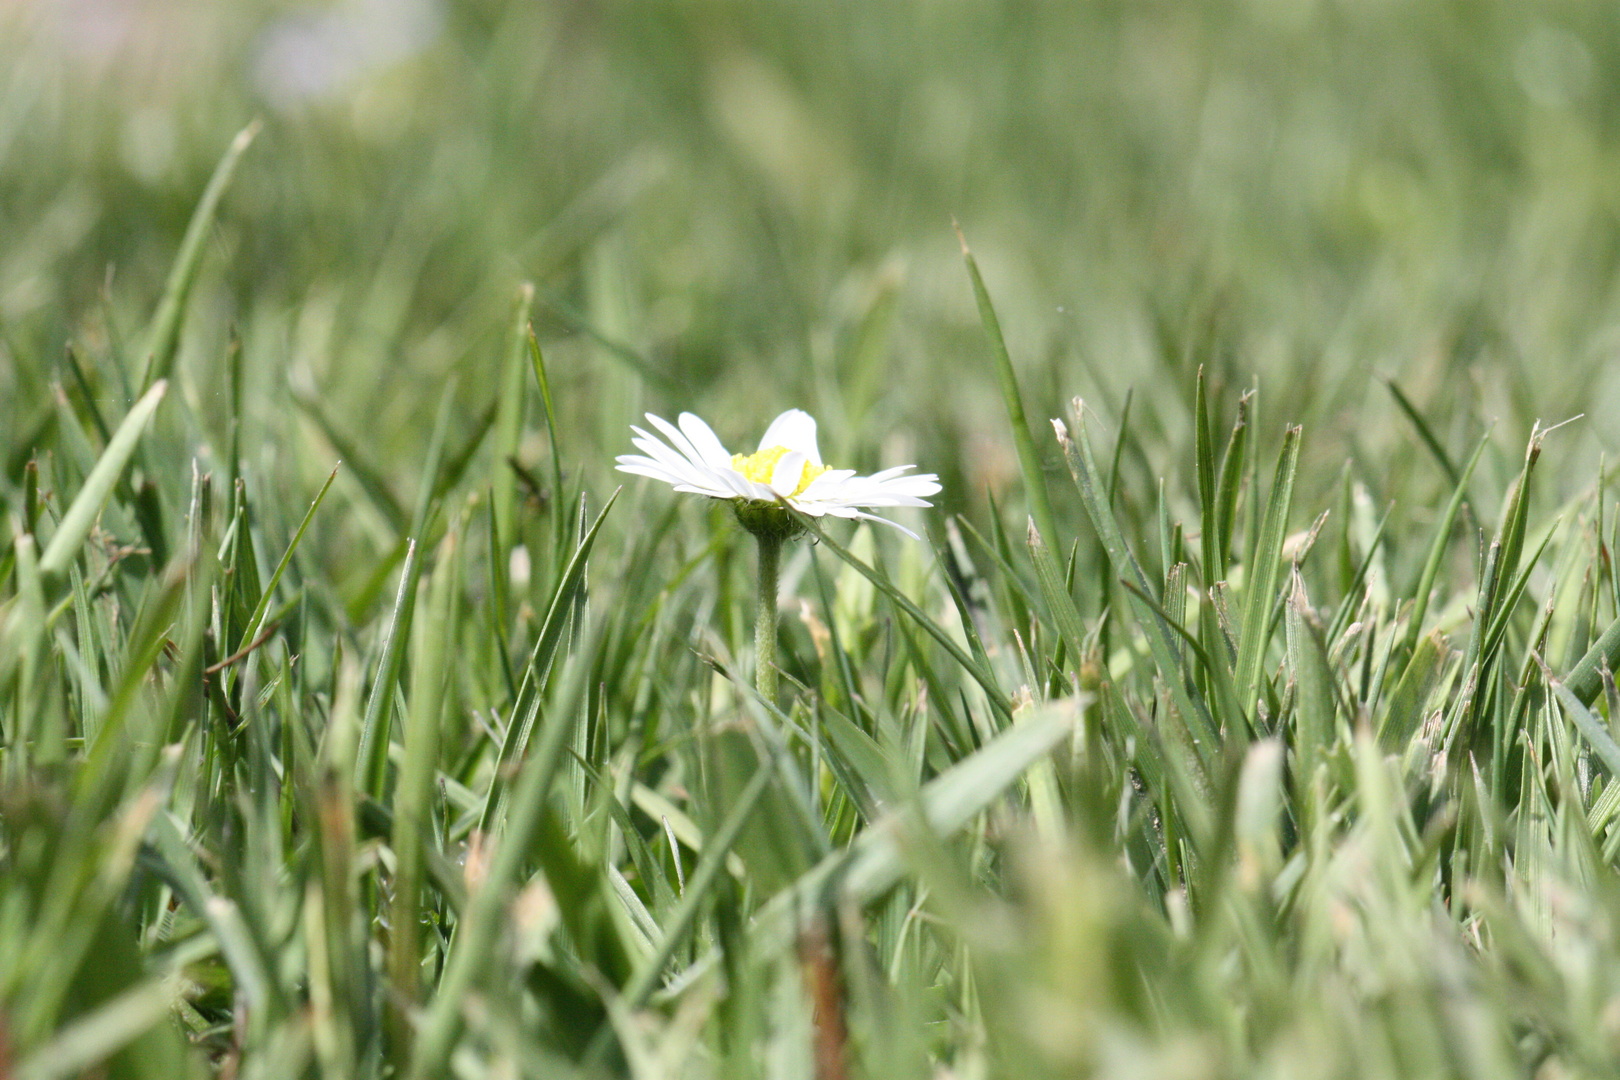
(5, 4, 1620, 1079)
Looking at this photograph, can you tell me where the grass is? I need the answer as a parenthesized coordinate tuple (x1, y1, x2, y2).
(6, 2, 1620, 1077)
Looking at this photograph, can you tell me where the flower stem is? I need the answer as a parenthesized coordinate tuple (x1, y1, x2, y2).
(754, 530, 782, 704)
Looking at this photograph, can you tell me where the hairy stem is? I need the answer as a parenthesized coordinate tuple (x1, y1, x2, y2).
(755, 531, 782, 704)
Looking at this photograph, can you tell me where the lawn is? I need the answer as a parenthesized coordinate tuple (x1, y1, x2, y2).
(4, 2, 1620, 1077)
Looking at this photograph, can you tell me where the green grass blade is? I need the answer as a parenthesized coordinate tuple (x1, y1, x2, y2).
(1551, 678, 1620, 778)
(957, 225, 1060, 553)
(616, 761, 775, 1012)
(233, 464, 338, 658)
(527, 324, 567, 509)
(14, 975, 182, 1080)
(1195, 367, 1218, 581)
(480, 488, 620, 832)
(1234, 425, 1300, 724)
(1053, 404, 1218, 754)
(38, 380, 168, 580)
(1384, 377, 1461, 489)
(1212, 391, 1251, 577)
(653, 702, 1078, 1006)
(1285, 569, 1337, 805)
(1027, 517, 1086, 679)
(492, 283, 535, 552)
(405, 627, 597, 1080)
(788, 703, 1075, 936)
(1565, 614, 1620, 708)
(386, 526, 461, 1064)
(139, 121, 259, 390)
(355, 538, 421, 798)
(793, 512, 1012, 727)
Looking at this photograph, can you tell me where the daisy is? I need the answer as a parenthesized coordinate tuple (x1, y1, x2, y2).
(618, 408, 940, 705)
(615, 408, 941, 539)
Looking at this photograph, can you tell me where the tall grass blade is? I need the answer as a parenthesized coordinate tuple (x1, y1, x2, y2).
(1234, 425, 1300, 724)
(957, 225, 1060, 552)
(492, 283, 535, 552)
(139, 122, 259, 389)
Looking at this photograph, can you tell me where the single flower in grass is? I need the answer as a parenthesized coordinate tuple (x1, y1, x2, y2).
(616, 408, 940, 705)
(615, 408, 941, 539)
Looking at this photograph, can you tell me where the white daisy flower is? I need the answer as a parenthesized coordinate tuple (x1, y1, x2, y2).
(615, 409, 941, 538)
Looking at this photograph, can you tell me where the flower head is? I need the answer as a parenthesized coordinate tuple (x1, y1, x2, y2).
(616, 409, 940, 538)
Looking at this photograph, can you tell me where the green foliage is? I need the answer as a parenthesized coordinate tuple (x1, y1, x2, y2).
(6, 2, 1620, 1078)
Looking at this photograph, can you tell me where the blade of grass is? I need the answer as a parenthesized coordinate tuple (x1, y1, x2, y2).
(527, 325, 567, 509)
(480, 488, 620, 832)
(1384, 377, 1461, 489)
(1053, 405, 1218, 754)
(1195, 367, 1218, 581)
(405, 626, 597, 1080)
(386, 525, 461, 1065)
(1212, 391, 1251, 578)
(39, 380, 168, 580)
(492, 283, 535, 552)
(232, 464, 338, 660)
(957, 225, 1060, 553)
(1234, 425, 1300, 725)
(139, 121, 259, 390)
(792, 511, 1012, 727)
(354, 538, 420, 798)
(15, 975, 183, 1080)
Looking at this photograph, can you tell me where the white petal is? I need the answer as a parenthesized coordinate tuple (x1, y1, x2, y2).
(629, 433, 717, 489)
(614, 458, 680, 483)
(855, 512, 921, 540)
(827, 493, 934, 509)
(768, 450, 808, 496)
(858, 466, 942, 496)
(744, 479, 780, 501)
(678, 412, 734, 468)
(616, 459, 704, 490)
(645, 413, 710, 471)
(757, 409, 822, 465)
(707, 468, 754, 499)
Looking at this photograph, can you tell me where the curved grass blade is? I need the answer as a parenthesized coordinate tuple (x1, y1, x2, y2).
(1551, 677, 1620, 778)
(386, 526, 462, 1065)
(651, 703, 1078, 1005)
(1212, 391, 1251, 577)
(1028, 517, 1086, 679)
(39, 380, 168, 580)
(528, 324, 567, 507)
(1565, 614, 1620, 708)
(792, 511, 1012, 726)
(1384, 377, 1461, 489)
(140, 121, 259, 390)
(957, 224, 1060, 553)
(14, 975, 184, 1080)
(233, 464, 339, 660)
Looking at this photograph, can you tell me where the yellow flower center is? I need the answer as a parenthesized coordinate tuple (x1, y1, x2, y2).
(731, 445, 828, 496)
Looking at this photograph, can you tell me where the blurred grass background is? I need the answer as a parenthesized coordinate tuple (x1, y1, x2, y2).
(7, 0, 1620, 529)
(9, 2, 1620, 1078)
